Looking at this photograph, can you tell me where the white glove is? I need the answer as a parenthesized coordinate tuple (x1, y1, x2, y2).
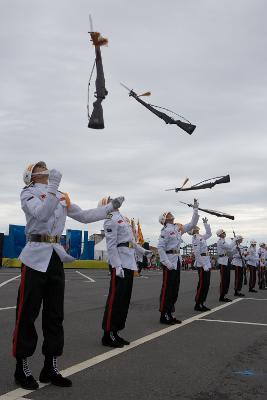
(112, 196, 125, 210)
(47, 169, 62, 195)
(193, 198, 199, 209)
(166, 263, 175, 270)
(115, 266, 124, 278)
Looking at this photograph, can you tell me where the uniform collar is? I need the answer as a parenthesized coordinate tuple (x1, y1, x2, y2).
(34, 183, 48, 189)
(165, 223, 174, 227)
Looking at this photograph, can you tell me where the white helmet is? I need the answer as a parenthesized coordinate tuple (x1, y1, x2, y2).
(259, 242, 265, 247)
(23, 161, 48, 186)
(216, 229, 225, 237)
(250, 239, 257, 245)
(159, 211, 172, 225)
(97, 196, 110, 207)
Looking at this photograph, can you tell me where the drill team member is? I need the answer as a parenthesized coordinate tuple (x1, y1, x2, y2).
(191, 217, 212, 312)
(157, 199, 199, 324)
(258, 243, 266, 289)
(246, 240, 258, 293)
(100, 197, 151, 347)
(13, 162, 124, 390)
(216, 229, 235, 302)
(232, 235, 246, 297)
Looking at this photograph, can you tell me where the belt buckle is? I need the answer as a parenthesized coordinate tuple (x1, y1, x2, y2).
(129, 242, 134, 248)
(48, 236, 56, 244)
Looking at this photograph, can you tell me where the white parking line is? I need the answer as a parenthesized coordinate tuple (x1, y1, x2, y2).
(0, 306, 16, 311)
(75, 271, 95, 282)
(0, 275, 20, 288)
(198, 318, 267, 327)
(0, 298, 242, 400)
(244, 298, 267, 301)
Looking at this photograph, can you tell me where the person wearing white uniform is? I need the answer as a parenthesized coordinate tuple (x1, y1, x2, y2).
(136, 246, 145, 275)
(13, 162, 124, 390)
(246, 240, 258, 293)
(231, 235, 246, 297)
(157, 199, 199, 324)
(258, 243, 266, 289)
(216, 229, 235, 302)
(100, 197, 151, 347)
(191, 218, 212, 312)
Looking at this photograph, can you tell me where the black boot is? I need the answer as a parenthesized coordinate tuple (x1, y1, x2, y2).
(234, 291, 245, 297)
(169, 314, 182, 324)
(39, 356, 72, 387)
(114, 332, 130, 345)
(194, 304, 203, 312)
(160, 313, 176, 325)
(219, 296, 232, 302)
(249, 289, 257, 293)
(14, 358, 39, 390)
(102, 331, 124, 348)
(201, 304, 211, 311)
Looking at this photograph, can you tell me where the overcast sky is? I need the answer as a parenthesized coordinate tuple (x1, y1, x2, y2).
(0, 0, 266, 246)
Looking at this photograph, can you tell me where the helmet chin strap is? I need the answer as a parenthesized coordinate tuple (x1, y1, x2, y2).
(31, 170, 49, 177)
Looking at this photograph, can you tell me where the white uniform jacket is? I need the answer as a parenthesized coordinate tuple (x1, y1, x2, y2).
(135, 246, 145, 263)
(104, 211, 146, 271)
(231, 245, 245, 267)
(245, 246, 258, 267)
(157, 208, 199, 270)
(192, 223, 212, 271)
(258, 248, 266, 267)
(19, 183, 114, 272)
(217, 238, 235, 266)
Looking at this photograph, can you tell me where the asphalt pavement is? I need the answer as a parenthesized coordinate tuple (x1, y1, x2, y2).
(0, 268, 267, 400)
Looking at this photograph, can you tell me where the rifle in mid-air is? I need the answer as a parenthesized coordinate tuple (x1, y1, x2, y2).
(87, 16, 108, 129)
(120, 83, 196, 135)
(180, 201, 235, 220)
(166, 175, 230, 192)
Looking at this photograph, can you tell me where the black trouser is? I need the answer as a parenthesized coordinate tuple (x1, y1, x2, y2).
(159, 260, 181, 315)
(258, 267, 265, 289)
(137, 261, 143, 274)
(13, 251, 65, 359)
(219, 264, 231, 298)
(234, 266, 243, 292)
(102, 267, 134, 332)
(248, 265, 256, 290)
(195, 267, 210, 305)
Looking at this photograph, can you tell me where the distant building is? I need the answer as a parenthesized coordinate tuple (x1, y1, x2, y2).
(89, 230, 105, 245)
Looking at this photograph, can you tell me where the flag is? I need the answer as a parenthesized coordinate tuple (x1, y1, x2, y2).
(131, 218, 138, 241)
(137, 220, 145, 245)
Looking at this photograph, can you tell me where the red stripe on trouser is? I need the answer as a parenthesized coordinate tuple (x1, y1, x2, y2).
(160, 268, 168, 312)
(195, 268, 203, 304)
(220, 266, 224, 296)
(12, 265, 26, 357)
(106, 269, 116, 332)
